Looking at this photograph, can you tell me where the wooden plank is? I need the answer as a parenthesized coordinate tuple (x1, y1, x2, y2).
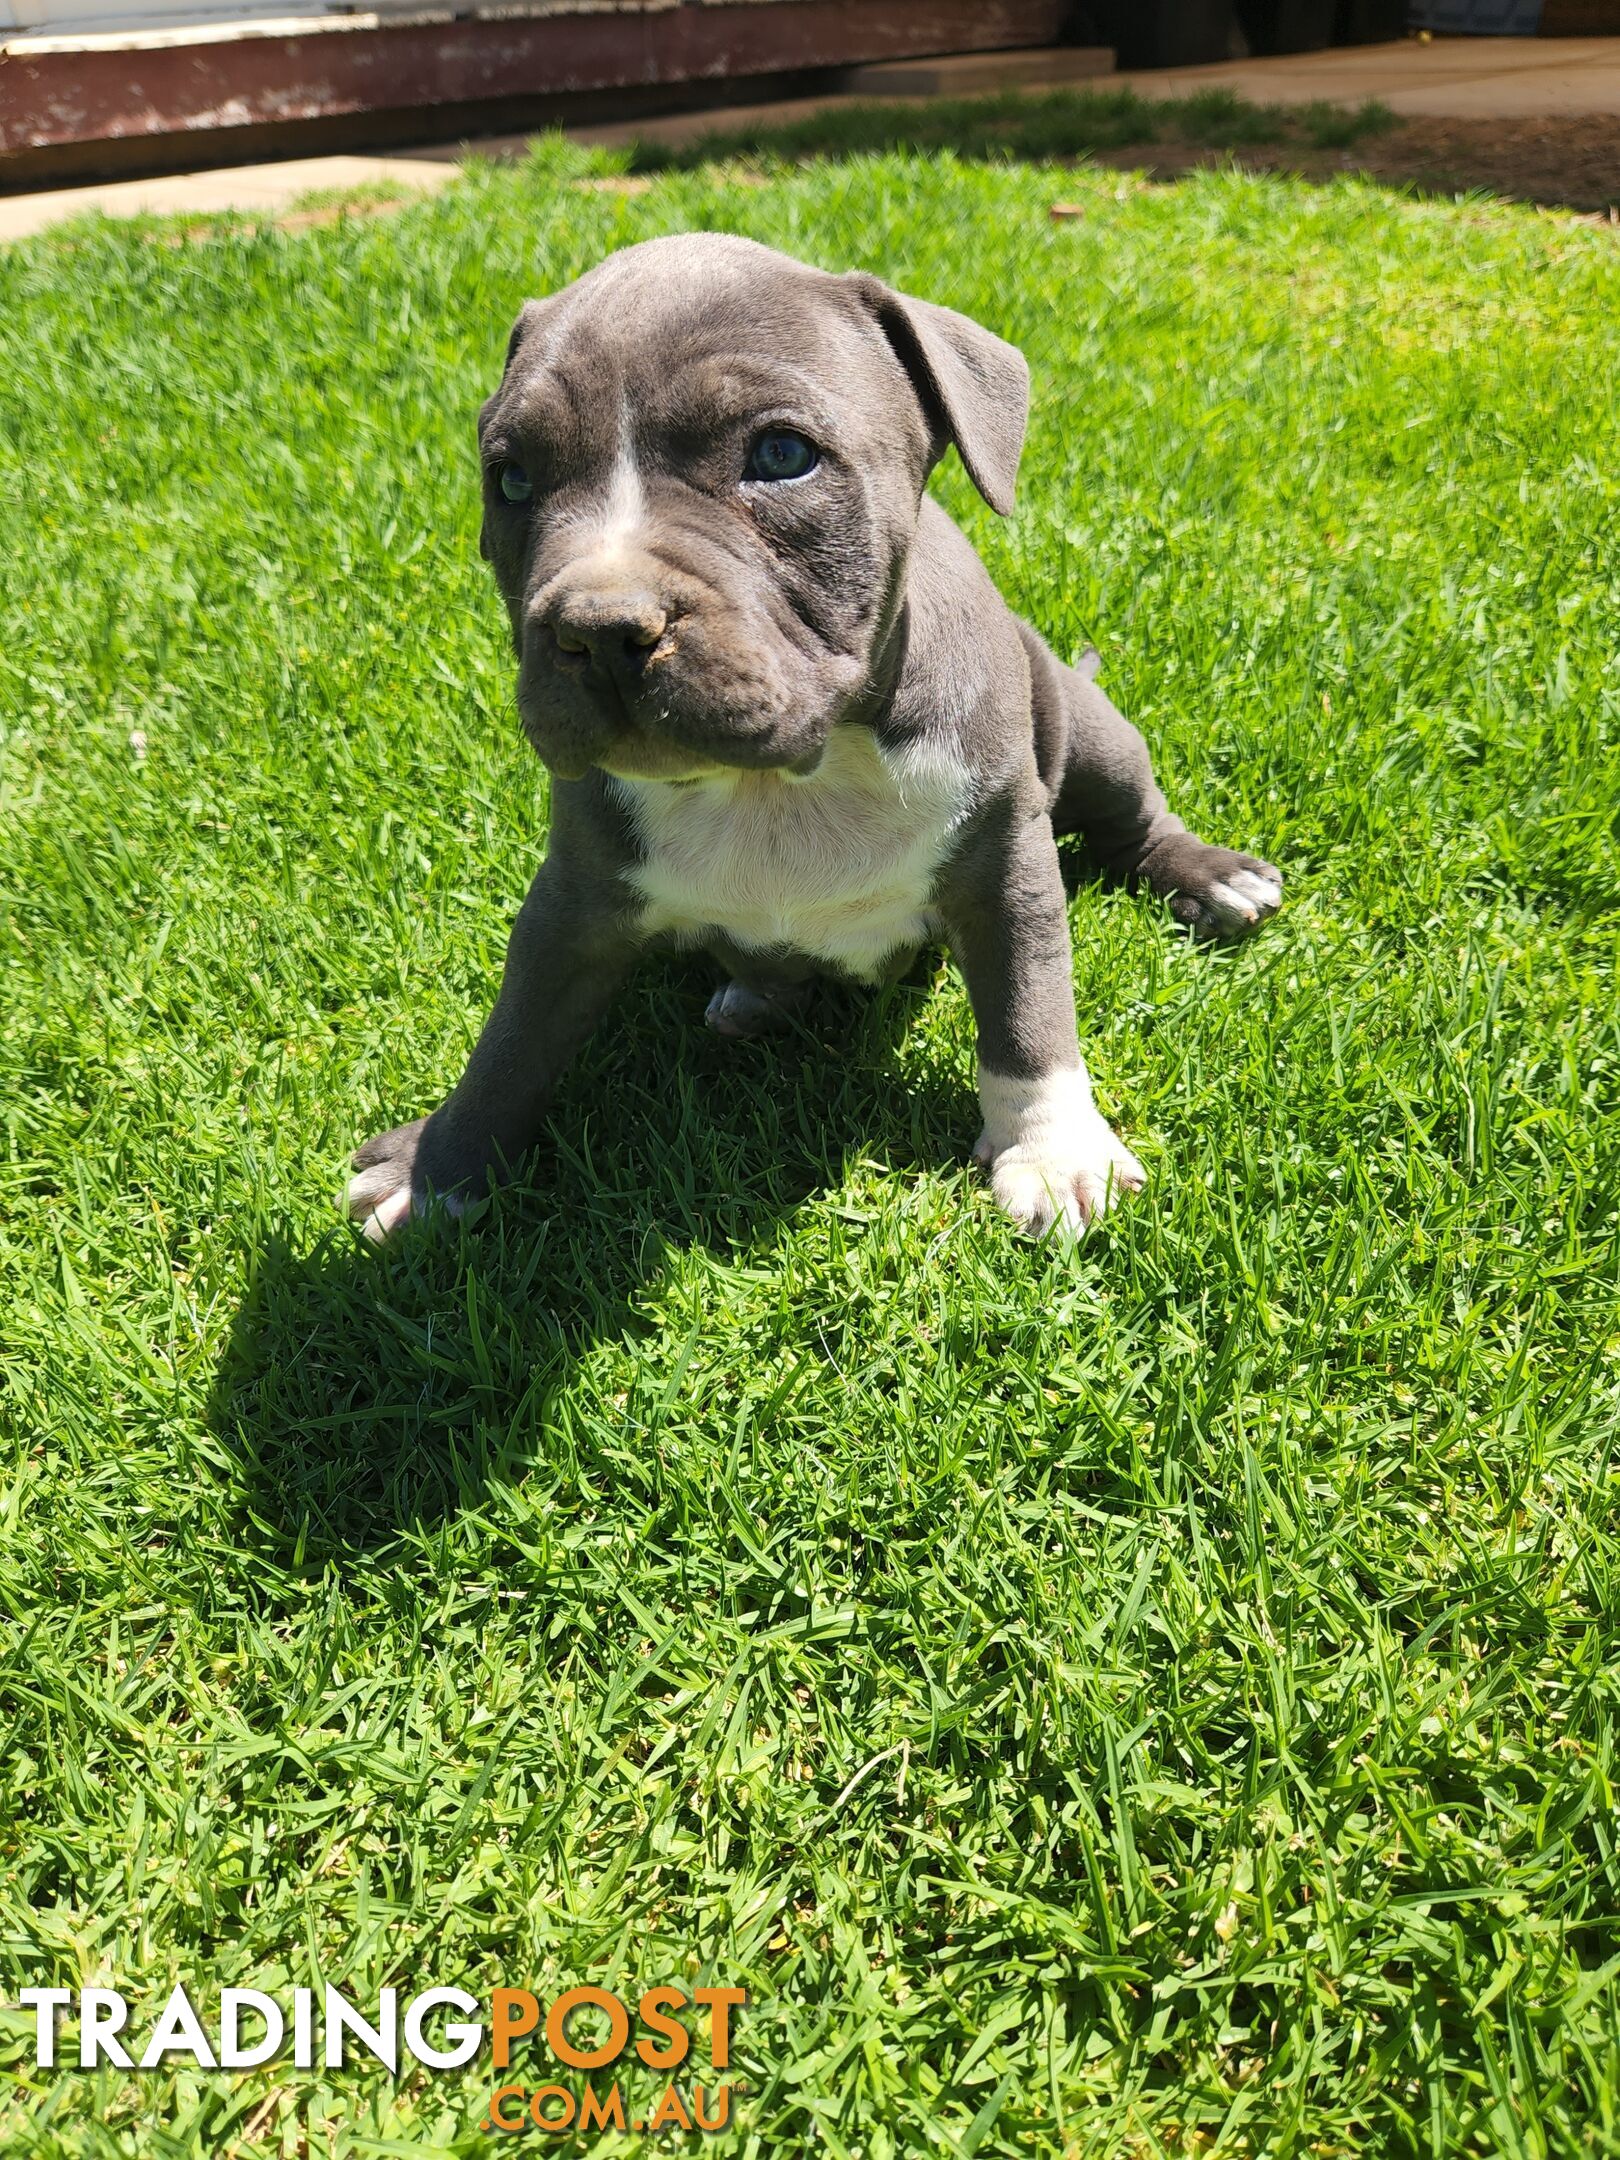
(1539, 0, 1620, 27)
(0, 0, 1073, 161)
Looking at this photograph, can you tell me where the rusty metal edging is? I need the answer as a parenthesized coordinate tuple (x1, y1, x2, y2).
(0, 0, 1074, 169)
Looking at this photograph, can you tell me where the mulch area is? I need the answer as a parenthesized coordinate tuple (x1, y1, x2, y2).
(1092, 114, 1620, 215)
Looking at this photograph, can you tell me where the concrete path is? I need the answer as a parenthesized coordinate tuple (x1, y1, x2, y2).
(0, 151, 453, 243)
(3, 36, 1617, 244)
(1112, 35, 1620, 117)
(463, 35, 1620, 163)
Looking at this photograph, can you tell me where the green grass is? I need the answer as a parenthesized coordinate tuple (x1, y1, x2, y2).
(2, 135, 1619, 2159)
(622, 88, 1398, 171)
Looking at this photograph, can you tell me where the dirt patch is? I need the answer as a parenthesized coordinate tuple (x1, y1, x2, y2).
(623, 91, 1619, 218)
(140, 190, 415, 239)
(275, 188, 414, 231)
(568, 174, 655, 196)
(1090, 114, 1620, 215)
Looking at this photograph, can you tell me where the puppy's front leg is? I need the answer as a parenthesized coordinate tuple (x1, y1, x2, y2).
(346, 851, 639, 1241)
(940, 792, 1145, 1238)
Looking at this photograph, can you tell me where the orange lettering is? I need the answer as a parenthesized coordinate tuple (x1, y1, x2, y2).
(491, 1989, 541, 2071)
(484, 2083, 528, 2133)
(579, 2081, 627, 2132)
(648, 2082, 693, 2131)
(692, 1986, 746, 2070)
(529, 2083, 576, 2132)
(545, 1986, 630, 2071)
(693, 2083, 732, 2132)
(636, 1986, 690, 2070)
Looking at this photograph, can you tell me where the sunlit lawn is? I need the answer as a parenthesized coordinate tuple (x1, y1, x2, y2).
(1, 133, 1618, 2157)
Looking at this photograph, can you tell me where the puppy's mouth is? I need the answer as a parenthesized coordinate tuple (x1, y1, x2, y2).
(516, 600, 843, 784)
(520, 676, 829, 784)
(596, 727, 828, 784)
(594, 735, 730, 783)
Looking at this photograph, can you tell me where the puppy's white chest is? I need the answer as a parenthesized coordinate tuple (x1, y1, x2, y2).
(613, 727, 971, 981)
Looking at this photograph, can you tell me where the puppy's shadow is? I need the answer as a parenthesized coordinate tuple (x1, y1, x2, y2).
(209, 958, 971, 1564)
(1055, 834, 1117, 906)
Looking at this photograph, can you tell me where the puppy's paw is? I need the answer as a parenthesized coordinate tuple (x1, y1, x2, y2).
(974, 1067, 1146, 1238)
(704, 979, 807, 1039)
(1151, 839, 1283, 941)
(345, 1117, 464, 1243)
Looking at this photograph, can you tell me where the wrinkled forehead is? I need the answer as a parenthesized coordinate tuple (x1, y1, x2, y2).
(488, 240, 901, 453)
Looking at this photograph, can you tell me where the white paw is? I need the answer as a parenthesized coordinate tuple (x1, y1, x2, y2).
(1199, 866, 1283, 934)
(343, 1117, 465, 1244)
(974, 1066, 1146, 1238)
(343, 1161, 421, 1243)
(704, 980, 802, 1038)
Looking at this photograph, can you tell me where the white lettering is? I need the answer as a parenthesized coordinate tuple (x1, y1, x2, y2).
(220, 1989, 283, 2069)
(403, 1987, 482, 2069)
(140, 1984, 217, 2069)
(19, 1988, 70, 2068)
(80, 1989, 133, 2070)
(324, 1985, 397, 2072)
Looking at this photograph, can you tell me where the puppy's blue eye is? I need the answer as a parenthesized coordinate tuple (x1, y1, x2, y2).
(498, 463, 533, 503)
(746, 431, 818, 483)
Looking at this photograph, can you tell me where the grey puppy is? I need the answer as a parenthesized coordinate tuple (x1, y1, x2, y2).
(347, 233, 1281, 1241)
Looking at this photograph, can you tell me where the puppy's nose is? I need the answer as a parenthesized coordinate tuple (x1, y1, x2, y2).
(542, 586, 668, 667)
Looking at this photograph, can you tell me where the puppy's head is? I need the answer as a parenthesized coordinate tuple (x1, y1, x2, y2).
(477, 233, 1028, 781)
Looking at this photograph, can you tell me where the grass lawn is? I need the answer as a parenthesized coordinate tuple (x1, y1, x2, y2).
(2, 136, 1619, 2159)
(622, 86, 1398, 169)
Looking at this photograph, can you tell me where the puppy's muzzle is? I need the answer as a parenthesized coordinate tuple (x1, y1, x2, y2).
(532, 577, 670, 696)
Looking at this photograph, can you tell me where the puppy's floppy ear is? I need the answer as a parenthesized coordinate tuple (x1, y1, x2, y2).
(478, 298, 555, 558)
(847, 273, 1029, 515)
(480, 296, 552, 428)
(501, 296, 553, 377)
